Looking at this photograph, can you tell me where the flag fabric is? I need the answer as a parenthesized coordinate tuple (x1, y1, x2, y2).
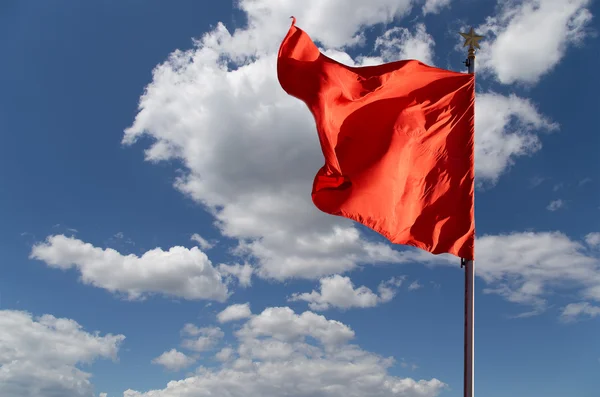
(277, 18, 475, 260)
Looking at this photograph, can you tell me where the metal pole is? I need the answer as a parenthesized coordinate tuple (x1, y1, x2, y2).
(467, 48, 475, 74)
(462, 259, 475, 397)
(459, 27, 482, 397)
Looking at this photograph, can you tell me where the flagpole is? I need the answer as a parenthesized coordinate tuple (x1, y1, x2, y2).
(459, 27, 482, 397)
(461, 257, 474, 397)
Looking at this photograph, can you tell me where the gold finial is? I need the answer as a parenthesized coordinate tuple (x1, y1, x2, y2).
(459, 27, 484, 50)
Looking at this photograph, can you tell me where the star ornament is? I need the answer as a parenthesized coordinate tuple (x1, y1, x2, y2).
(460, 28, 484, 49)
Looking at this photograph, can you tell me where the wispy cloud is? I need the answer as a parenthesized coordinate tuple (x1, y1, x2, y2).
(546, 199, 565, 211)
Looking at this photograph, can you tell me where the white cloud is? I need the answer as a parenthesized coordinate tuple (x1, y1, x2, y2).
(0, 310, 124, 397)
(217, 303, 252, 323)
(181, 326, 224, 352)
(422, 0, 451, 15)
(123, 307, 445, 397)
(585, 232, 600, 247)
(237, 307, 355, 346)
(475, 92, 558, 184)
(476, 0, 593, 84)
(152, 349, 196, 371)
(408, 281, 423, 291)
(30, 234, 230, 301)
(191, 233, 215, 250)
(290, 275, 403, 311)
(374, 23, 436, 65)
(546, 199, 565, 211)
(417, 231, 600, 316)
(561, 302, 600, 321)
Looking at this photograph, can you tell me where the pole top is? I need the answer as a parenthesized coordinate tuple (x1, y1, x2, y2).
(459, 27, 484, 50)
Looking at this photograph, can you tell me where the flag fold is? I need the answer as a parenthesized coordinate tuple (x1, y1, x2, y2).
(277, 19, 475, 260)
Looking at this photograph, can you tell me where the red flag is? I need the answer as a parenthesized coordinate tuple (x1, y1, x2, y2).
(277, 19, 475, 260)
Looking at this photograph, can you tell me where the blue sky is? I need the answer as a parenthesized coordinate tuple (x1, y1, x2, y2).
(1, 1, 599, 397)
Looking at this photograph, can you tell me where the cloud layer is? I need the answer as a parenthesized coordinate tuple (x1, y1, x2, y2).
(125, 307, 445, 397)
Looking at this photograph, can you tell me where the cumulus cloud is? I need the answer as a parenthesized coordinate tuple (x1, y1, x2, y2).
(30, 234, 230, 301)
(152, 349, 196, 371)
(124, 307, 445, 397)
(0, 310, 124, 397)
(237, 307, 355, 345)
(217, 303, 253, 323)
(476, 0, 593, 84)
(475, 92, 558, 184)
(289, 275, 404, 311)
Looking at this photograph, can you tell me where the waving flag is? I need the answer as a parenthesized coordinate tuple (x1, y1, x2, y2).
(277, 18, 475, 259)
